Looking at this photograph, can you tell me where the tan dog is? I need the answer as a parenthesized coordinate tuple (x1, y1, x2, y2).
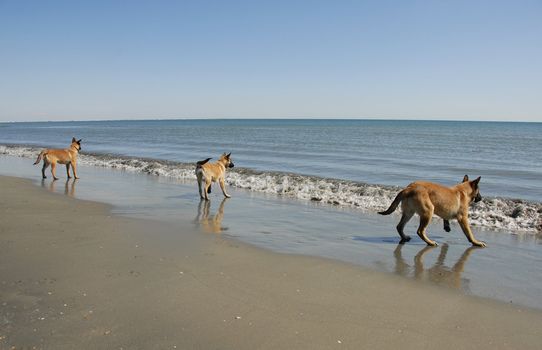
(33, 137, 82, 180)
(195, 153, 234, 200)
(379, 175, 485, 247)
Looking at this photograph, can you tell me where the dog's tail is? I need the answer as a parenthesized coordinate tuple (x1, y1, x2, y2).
(378, 190, 405, 215)
(33, 150, 46, 165)
(196, 157, 212, 168)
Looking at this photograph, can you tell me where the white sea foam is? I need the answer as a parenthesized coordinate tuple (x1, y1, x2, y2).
(2, 144, 540, 233)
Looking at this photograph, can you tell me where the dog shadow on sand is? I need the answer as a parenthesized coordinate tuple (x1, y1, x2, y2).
(354, 232, 479, 291)
(41, 178, 77, 197)
(392, 243, 481, 292)
(194, 198, 229, 234)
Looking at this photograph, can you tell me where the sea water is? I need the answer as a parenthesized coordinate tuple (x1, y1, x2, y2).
(1, 119, 540, 232)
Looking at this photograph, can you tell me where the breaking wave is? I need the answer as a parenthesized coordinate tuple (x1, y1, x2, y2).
(2, 144, 540, 233)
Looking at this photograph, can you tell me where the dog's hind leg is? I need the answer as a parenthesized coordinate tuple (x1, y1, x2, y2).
(196, 171, 208, 198)
(196, 172, 204, 198)
(198, 181, 203, 198)
(204, 179, 212, 200)
(417, 211, 438, 246)
(41, 161, 50, 179)
(412, 196, 438, 246)
(66, 164, 71, 179)
(396, 209, 414, 243)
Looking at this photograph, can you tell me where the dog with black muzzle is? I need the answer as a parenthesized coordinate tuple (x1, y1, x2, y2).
(33, 137, 82, 180)
(379, 175, 485, 247)
(195, 153, 234, 200)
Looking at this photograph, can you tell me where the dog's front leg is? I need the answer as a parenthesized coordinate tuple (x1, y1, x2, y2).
(219, 178, 231, 198)
(72, 162, 79, 179)
(457, 216, 486, 247)
(50, 162, 59, 180)
(66, 164, 71, 179)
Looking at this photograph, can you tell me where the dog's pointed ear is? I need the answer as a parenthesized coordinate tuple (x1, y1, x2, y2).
(72, 137, 77, 143)
(226, 152, 231, 158)
(77, 139, 82, 144)
(462, 175, 469, 182)
(472, 176, 481, 186)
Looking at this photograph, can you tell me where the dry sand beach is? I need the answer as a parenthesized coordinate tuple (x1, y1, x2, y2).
(1, 175, 542, 349)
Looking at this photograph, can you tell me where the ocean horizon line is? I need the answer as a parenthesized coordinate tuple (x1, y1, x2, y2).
(1, 117, 541, 124)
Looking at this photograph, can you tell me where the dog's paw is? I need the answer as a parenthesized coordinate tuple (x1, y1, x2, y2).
(472, 241, 487, 248)
(427, 241, 438, 247)
(399, 236, 411, 244)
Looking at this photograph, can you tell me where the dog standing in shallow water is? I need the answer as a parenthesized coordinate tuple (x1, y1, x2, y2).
(379, 175, 486, 247)
(195, 153, 234, 200)
(33, 137, 82, 180)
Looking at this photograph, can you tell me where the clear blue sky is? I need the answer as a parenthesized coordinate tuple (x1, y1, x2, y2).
(1, 0, 541, 122)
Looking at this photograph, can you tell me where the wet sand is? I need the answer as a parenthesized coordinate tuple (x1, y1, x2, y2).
(2, 155, 542, 310)
(1, 175, 542, 349)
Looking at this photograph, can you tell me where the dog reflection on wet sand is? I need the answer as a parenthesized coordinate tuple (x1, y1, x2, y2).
(195, 198, 228, 234)
(41, 178, 77, 197)
(393, 243, 479, 290)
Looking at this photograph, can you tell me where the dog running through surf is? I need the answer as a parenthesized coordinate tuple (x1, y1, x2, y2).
(195, 153, 234, 200)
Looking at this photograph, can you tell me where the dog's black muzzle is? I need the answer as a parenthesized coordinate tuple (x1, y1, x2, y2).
(228, 162, 235, 168)
(474, 193, 482, 203)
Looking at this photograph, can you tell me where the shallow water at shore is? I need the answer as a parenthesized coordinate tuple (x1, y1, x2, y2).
(2, 144, 540, 233)
(1, 155, 542, 310)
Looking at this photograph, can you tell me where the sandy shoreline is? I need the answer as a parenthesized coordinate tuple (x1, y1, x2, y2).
(0, 177, 542, 349)
(1, 175, 542, 349)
